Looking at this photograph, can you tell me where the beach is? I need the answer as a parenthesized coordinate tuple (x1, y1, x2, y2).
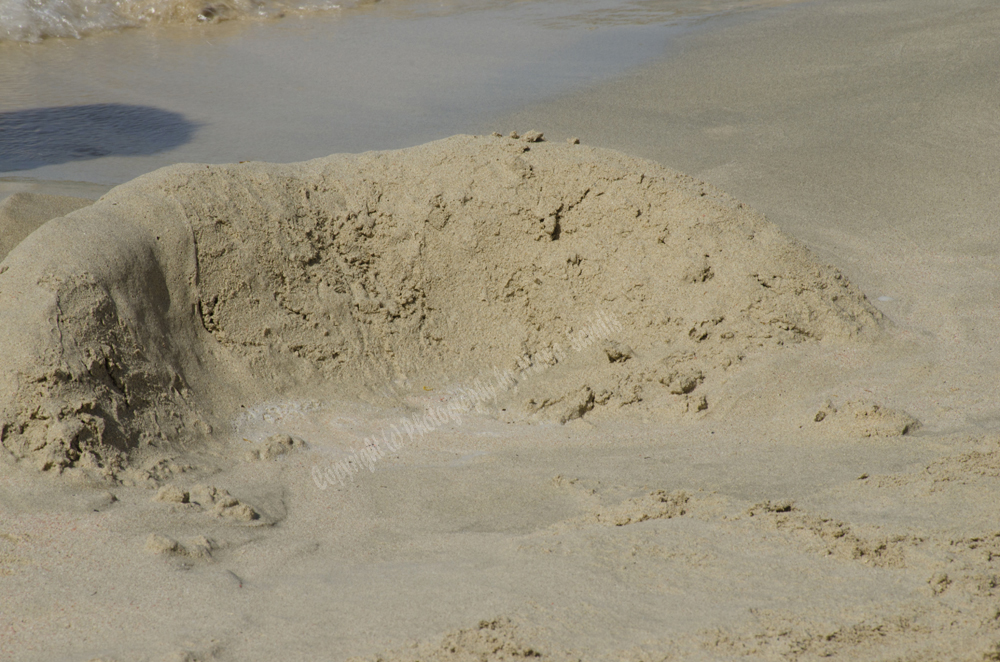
(2, 1, 1000, 660)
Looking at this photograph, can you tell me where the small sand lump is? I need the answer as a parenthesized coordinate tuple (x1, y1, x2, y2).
(813, 399, 919, 437)
(248, 434, 306, 461)
(215, 500, 258, 522)
(154, 485, 190, 504)
(145, 533, 216, 558)
(145, 533, 182, 555)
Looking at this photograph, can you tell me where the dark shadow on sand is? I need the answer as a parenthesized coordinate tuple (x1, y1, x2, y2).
(0, 103, 198, 172)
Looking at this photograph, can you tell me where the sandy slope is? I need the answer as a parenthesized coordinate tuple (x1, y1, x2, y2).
(2, 1, 1000, 661)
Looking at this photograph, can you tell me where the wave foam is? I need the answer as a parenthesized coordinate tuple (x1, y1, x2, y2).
(0, 0, 341, 42)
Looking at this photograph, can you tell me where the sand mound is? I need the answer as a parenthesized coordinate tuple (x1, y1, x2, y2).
(0, 134, 880, 477)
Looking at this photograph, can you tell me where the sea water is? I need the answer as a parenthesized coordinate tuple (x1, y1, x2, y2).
(0, 0, 790, 190)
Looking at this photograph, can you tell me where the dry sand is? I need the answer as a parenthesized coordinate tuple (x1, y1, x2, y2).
(2, 1, 1000, 661)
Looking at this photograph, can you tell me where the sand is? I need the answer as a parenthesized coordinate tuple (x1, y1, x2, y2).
(2, 0, 1000, 661)
(0, 192, 93, 260)
(0, 133, 884, 479)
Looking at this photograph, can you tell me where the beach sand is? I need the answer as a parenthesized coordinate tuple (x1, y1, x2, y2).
(2, 1, 1000, 661)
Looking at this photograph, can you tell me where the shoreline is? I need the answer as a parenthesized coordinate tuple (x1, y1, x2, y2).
(0, 0, 799, 193)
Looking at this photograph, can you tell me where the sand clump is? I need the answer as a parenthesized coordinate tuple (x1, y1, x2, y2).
(0, 134, 881, 478)
(244, 433, 306, 461)
(347, 617, 544, 662)
(591, 489, 691, 526)
(144, 533, 217, 559)
(152, 483, 259, 521)
(744, 501, 910, 568)
(812, 399, 920, 437)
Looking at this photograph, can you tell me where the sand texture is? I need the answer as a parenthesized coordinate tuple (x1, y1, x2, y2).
(0, 192, 92, 260)
(0, 134, 881, 480)
(3, 0, 1000, 660)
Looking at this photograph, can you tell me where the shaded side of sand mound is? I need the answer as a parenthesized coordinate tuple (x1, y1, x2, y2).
(0, 135, 881, 478)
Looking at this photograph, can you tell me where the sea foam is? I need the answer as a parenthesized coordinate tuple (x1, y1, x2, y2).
(0, 0, 342, 42)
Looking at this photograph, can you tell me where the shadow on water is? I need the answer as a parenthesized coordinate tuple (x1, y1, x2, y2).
(0, 103, 198, 172)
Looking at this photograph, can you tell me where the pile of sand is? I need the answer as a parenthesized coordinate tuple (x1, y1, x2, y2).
(0, 134, 881, 478)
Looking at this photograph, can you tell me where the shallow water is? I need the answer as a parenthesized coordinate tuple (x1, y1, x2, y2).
(0, 0, 795, 189)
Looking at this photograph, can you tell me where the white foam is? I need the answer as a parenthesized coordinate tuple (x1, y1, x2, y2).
(0, 0, 342, 42)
